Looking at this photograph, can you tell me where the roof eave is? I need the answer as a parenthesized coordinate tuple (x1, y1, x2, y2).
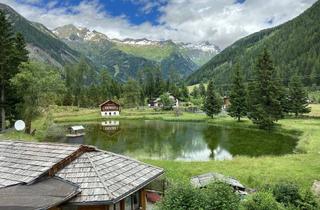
(68, 170, 165, 206)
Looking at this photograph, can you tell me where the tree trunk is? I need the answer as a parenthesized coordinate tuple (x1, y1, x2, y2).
(238, 116, 241, 122)
(1, 85, 5, 131)
(25, 119, 32, 134)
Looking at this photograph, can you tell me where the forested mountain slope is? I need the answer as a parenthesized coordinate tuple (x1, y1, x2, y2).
(187, 0, 320, 87)
(0, 3, 81, 68)
(54, 24, 218, 81)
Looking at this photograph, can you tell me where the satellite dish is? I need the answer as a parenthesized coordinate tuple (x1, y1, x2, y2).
(14, 120, 25, 131)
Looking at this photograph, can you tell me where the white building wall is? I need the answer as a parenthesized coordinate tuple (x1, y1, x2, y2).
(101, 111, 120, 117)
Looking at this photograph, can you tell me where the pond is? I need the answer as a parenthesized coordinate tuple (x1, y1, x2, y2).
(45, 120, 298, 161)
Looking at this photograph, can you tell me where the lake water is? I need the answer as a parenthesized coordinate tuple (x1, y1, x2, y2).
(46, 120, 298, 161)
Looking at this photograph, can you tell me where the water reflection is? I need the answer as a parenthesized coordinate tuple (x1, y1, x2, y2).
(46, 120, 298, 161)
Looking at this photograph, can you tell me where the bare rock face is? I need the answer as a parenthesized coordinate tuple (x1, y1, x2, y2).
(311, 181, 320, 197)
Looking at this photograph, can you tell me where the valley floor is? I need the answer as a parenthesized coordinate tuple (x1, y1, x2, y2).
(1, 104, 320, 191)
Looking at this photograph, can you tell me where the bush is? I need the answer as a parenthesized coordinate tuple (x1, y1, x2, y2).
(203, 182, 240, 210)
(272, 182, 302, 206)
(242, 191, 284, 210)
(156, 184, 204, 210)
(296, 190, 320, 210)
(156, 182, 241, 210)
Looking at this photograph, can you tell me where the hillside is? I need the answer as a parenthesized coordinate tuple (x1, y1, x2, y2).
(187, 0, 320, 87)
(0, 3, 81, 68)
(54, 25, 219, 80)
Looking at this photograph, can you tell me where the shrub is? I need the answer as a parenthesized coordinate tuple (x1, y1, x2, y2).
(272, 182, 302, 206)
(242, 191, 284, 210)
(296, 190, 320, 210)
(203, 182, 240, 210)
(156, 184, 204, 210)
(156, 182, 241, 210)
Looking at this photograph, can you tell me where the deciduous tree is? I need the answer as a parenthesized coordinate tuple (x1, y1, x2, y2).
(11, 62, 65, 134)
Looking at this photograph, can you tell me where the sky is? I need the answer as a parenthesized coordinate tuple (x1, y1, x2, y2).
(0, 0, 317, 48)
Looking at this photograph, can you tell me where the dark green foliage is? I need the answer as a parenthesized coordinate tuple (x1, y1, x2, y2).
(288, 75, 311, 117)
(296, 190, 320, 210)
(202, 182, 240, 210)
(160, 93, 175, 110)
(271, 182, 319, 210)
(180, 84, 189, 101)
(272, 182, 301, 208)
(0, 11, 28, 130)
(242, 191, 284, 210)
(122, 79, 141, 108)
(228, 64, 247, 121)
(156, 182, 240, 210)
(160, 52, 197, 80)
(199, 82, 206, 97)
(204, 80, 222, 118)
(156, 184, 204, 210)
(191, 86, 200, 98)
(11, 62, 65, 133)
(247, 49, 283, 129)
(187, 1, 320, 88)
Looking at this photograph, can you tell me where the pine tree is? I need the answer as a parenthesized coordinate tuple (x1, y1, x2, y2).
(228, 64, 247, 122)
(288, 75, 310, 117)
(199, 82, 206, 97)
(248, 49, 283, 129)
(191, 86, 200, 98)
(180, 83, 189, 101)
(0, 12, 28, 130)
(204, 80, 222, 118)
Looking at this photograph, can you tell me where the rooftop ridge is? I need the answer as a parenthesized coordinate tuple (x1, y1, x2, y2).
(85, 152, 116, 200)
(97, 149, 164, 171)
(47, 145, 96, 177)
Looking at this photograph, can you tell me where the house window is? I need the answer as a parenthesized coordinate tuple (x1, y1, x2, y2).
(113, 202, 120, 210)
(125, 196, 132, 209)
(132, 191, 141, 210)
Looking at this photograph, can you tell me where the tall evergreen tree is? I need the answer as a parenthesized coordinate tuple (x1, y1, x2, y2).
(191, 86, 200, 98)
(204, 80, 222, 118)
(199, 82, 206, 97)
(6, 33, 29, 126)
(0, 12, 28, 130)
(288, 75, 310, 117)
(228, 64, 247, 122)
(248, 49, 283, 129)
(180, 83, 189, 101)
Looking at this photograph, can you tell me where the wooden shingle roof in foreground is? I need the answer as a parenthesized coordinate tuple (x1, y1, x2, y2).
(57, 151, 163, 204)
(0, 141, 81, 188)
(0, 140, 164, 206)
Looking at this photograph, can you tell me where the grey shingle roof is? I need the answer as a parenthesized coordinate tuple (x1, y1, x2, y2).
(0, 141, 80, 188)
(56, 150, 164, 204)
(0, 140, 164, 205)
(191, 172, 245, 190)
(0, 177, 80, 210)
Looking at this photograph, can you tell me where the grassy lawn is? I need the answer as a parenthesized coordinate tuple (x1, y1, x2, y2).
(1, 104, 320, 191)
(146, 117, 320, 191)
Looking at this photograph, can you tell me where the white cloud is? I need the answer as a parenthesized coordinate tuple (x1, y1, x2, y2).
(0, 0, 317, 48)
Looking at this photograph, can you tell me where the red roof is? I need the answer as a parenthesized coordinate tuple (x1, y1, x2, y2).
(99, 100, 120, 107)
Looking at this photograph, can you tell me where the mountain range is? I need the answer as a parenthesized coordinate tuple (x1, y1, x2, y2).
(186, 0, 320, 87)
(53, 24, 219, 81)
(0, 3, 219, 82)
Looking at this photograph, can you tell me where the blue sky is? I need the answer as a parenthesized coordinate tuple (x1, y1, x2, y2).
(1, 0, 316, 48)
(16, 0, 169, 25)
